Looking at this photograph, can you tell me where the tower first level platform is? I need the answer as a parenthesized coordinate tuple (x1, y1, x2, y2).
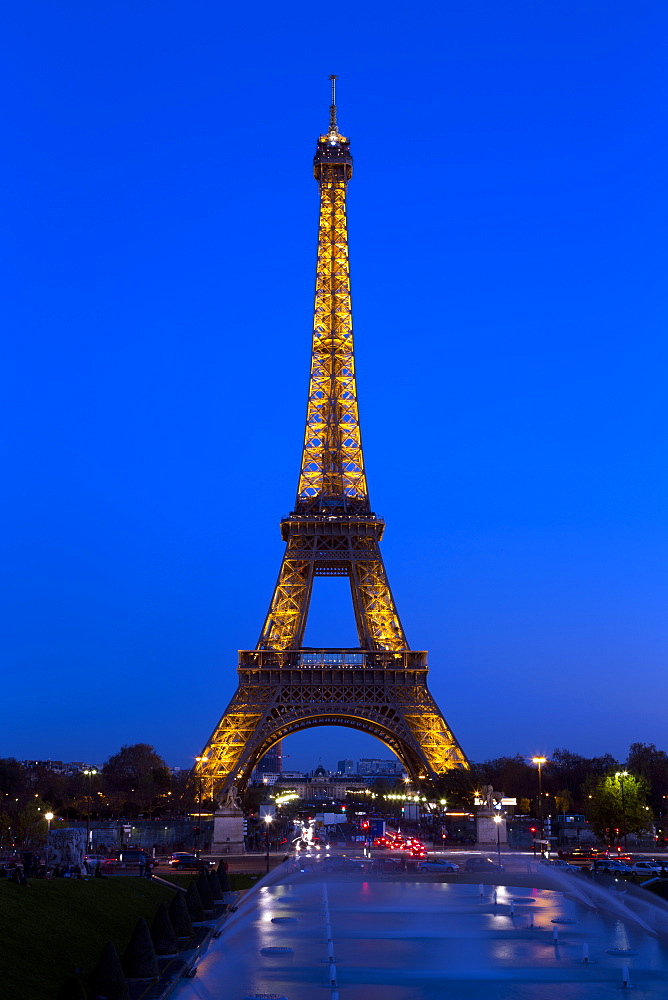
(200, 647, 467, 792)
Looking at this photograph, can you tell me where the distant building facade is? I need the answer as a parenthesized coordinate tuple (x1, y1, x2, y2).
(21, 760, 91, 775)
(252, 741, 283, 782)
(357, 758, 405, 777)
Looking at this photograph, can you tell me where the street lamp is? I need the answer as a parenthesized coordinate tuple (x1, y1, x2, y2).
(83, 768, 98, 849)
(532, 757, 547, 849)
(195, 756, 209, 857)
(493, 813, 502, 868)
(616, 771, 628, 848)
(45, 812, 54, 872)
(264, 815, 273, 873)
(438, 799, 447, 847)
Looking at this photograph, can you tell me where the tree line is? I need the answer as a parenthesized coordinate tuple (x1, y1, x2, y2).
(2, 740, 667, 849)
(432, 742, 668, 844)
(0, 744, 208, 849)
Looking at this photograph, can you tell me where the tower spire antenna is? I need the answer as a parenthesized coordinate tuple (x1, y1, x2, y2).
(329, 74, 338, 133)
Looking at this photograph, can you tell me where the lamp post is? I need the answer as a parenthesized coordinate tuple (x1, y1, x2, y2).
(616, 771, 628, 849)
(439, 799, 447, 848)
(45, 812, 54, 872)
(195, 756, 209, 857)
(532, 757, 547, 849)
(83, 768, 98, 850)
(264, 815, 273, 873)
(493, 813, 502, 868)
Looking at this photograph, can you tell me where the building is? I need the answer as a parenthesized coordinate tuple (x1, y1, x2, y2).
(273, 769, 367, 801)
(357, 758, 405, 777)
(21, 760, 90, 775)
(337, 759, 355, 774)
(251, 742, 283, 783)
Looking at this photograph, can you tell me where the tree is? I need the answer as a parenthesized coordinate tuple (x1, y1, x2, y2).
(586, 772, 652, 845)
(626, 743, 668, 816)
(426, 769, 478, 811)
(550, 748, 618, 812)
(554, 789, 573, 815)
(102, 744, 170, 816)
(475, 755, 536, 802)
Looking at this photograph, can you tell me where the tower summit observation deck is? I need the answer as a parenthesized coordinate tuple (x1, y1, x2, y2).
(197, 79, 468, 802)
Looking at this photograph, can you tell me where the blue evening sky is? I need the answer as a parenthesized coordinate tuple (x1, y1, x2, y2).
(2, 1, 667, 772)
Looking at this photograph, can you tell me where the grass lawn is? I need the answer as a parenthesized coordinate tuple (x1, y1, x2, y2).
(152, 871, 197, 890)
(229, 872, 261, 891)
(155, 870, 262, 892)
(0, 876, 179, 1000)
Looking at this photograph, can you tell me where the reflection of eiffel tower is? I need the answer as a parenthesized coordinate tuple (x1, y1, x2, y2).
(198, 80, 468, 800)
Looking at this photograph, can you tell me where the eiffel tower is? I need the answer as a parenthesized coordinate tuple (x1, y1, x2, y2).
(198, 79, 468, 804)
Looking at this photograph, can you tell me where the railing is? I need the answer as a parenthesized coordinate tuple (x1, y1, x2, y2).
(238, 649, 427, 670)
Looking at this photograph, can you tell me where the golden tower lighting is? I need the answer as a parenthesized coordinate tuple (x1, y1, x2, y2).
(196, 79, 468, 799)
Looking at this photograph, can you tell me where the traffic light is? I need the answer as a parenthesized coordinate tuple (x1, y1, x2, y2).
(193, 826, 200, 835)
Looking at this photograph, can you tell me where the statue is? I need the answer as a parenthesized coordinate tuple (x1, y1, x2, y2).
(47, 828, 86, 868)
(483, 785, 503, 809)
(222, 784, 242, 810)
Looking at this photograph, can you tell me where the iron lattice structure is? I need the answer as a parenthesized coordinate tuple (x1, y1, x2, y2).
(198, 81, 468, 796)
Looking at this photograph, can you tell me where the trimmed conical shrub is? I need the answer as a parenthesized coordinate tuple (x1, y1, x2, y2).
(168, 890, 193, 940)
(208, 870, 224, 902)
(196, 872, 215, 911)
(88, 941, 130, 1000)
(185, 880, 205, 923)
(151, 902, 179, 956)
(56, 972, 88, 1000)
(122, 917, 159, 980)
(216, 862, 231, 891)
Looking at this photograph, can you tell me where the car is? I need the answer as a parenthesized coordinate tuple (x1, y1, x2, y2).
(628, 860, 666, 877)
(116, 849, 157, 871)
(417, 859, 460, 873)
(168, 853, 212, 871)
(371, 858, 403, 872)
(83, 854, 115, 873)
(409, 849, 428, 859)
(464, 856, 505, 873)
(557, 848, 607, 867)
(298, 854, 365, 873)
(322, 857, 365, 873)
(539, 858, 579, 873)
(591, 859, 634, 875)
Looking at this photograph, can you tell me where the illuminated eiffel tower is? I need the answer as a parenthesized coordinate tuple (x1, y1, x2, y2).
(198, 80, 468, 806)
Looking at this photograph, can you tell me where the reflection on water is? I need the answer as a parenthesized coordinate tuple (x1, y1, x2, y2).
(173, 862, 668, 1000)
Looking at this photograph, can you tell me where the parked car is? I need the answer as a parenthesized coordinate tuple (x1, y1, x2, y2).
(117, 849, 157, 871)
(591, 859, 634, 875)
(628, 860, 666, 877)
(418, 859, 459, 873)
(371, 858, 403, 872)
(464, 856, 505, 873)
(168, 853, 211, 871)
(322, 856, 365, 873)
(83, 854, 115, 873)
(539, 858, 579, 873)
(298, 854, 365, 873)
